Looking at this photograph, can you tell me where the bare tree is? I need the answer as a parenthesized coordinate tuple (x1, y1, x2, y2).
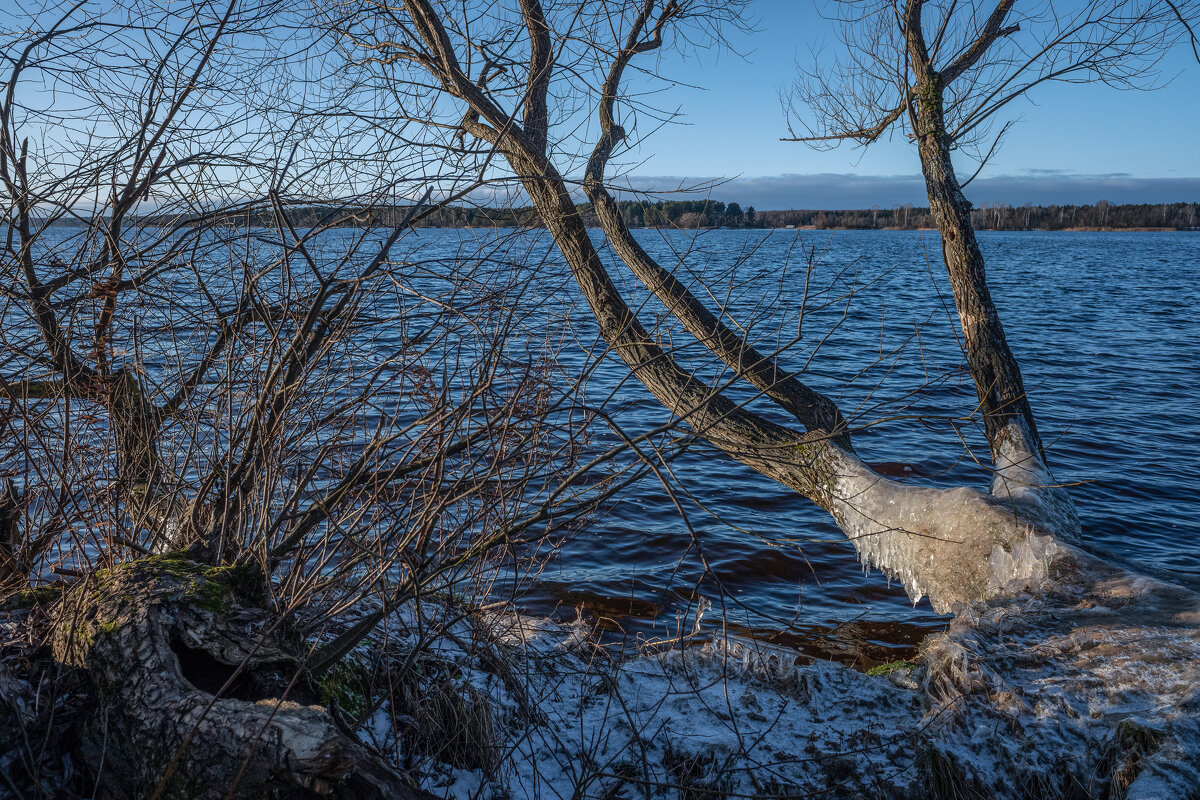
(787, 0, 1197, 470)
(322, 0, 1125, 613)
(0, 2, 631, 795)
(2, 0, 1199, 795)
(306, 4, 1200, 793)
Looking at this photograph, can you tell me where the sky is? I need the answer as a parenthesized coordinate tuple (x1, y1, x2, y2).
(612, 0, 1200, 208)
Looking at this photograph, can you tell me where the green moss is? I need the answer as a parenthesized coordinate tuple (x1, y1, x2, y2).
(132, 552, 261, 613)
(202, 563, 263, 603)
(917, 76, 944, 136)
(866, 659, 916, 677)
(143, 551, 204, 575)
(193, 579, 233, 613)
(318, 656, 373, 721)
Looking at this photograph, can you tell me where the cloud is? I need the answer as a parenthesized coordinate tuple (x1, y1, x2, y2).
(613, 173, 1200, 209)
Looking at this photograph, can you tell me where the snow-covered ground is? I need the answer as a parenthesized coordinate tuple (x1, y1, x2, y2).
(362, 608, 925, 798)
(357, 558, 1200, 800)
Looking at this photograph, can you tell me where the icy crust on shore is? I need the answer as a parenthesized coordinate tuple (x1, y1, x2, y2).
(922, 573, 1200, 799)
(359, 567, 1200, 800)
(367, 609, 927, 798)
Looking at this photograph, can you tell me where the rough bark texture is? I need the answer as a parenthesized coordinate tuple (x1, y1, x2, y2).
(32, 554, 430, 800)
(504, 145, 849, 505)
(584, 184, 853, 448)
(904, 0, 1044, 466)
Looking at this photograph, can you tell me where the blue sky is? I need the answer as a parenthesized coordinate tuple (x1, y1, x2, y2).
(615, 0, 1200, 208)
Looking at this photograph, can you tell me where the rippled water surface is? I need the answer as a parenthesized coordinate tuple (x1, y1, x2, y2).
(31, 226, 1197, 666)
(488, 228, 1200, 665)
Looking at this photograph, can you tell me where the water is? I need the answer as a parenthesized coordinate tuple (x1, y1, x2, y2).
(495, 228, 1200, 666)
(17, 226, 1200, 667)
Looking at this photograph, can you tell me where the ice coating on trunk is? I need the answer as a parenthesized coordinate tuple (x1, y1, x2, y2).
(826, 449, 1061, 613)
(989, 420, 1081, 539)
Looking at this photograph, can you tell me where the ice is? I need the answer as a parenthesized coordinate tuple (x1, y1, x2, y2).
(989, 420, 1081, 540)
(378, 610, 927, 798)
(351, 568, 1200, 799)
(327, 425, 1200, 797)
(826, 449, 1061, 612)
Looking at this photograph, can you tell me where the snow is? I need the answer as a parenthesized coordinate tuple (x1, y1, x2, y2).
(327, 428, 1200, 799)
(353, 562, 1200, 799)
(376, 612, 926, 798)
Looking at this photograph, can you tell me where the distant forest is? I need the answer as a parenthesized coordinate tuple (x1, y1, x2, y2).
(758, 201, 1200, 231)
(302, 199, 1200, 230)
(198, 199, 764, 229)
(113, 199, 1200, 231)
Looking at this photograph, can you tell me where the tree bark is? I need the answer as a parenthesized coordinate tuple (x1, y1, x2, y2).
(380, 0, 1085, 613)
(904, 0, 1045, 469)
(583, 183, 852, 448)
(0, 480, 22, 587)
(507, 144, 1068, 613)
(45, 554, 430, 799)
(902, 0, 1079, 538)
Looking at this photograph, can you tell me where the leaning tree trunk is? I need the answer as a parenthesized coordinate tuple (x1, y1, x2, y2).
(399, 0, 1092, 616)
(507, 141, 1072, 612)
(489, 131, 1200, 796)
(44, 553, 430, 800)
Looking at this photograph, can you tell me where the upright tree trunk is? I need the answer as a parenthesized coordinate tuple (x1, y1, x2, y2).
(903, 9, 1077, 536)
(106, 370, 162, 491)
(0, 479, 23, 586)
(906, 46, 1047, 476)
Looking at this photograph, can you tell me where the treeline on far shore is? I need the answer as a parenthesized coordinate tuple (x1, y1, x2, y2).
(199, 199, 765, 229)
(289, 199, 1200, 231)
(758, 202, 1200, 231)
(60, 200, 1199, 231)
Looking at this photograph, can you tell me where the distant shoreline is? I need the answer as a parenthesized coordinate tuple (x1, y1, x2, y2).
(766, 225, 1187, 232)
(36, 200, 1200, 232)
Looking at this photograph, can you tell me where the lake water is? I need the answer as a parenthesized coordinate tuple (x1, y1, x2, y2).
(20, 225, 1199, 668)
(489, 228, 1200, 666)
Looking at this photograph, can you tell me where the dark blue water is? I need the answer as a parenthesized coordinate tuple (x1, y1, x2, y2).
(505, 228, 1200, 665)
(21, 226, 1198, 666)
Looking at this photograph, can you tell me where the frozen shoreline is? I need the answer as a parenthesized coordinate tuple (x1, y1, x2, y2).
(365, 555, 1200, 799)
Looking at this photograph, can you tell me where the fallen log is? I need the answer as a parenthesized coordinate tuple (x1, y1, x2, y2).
(20, 553, 432, 800)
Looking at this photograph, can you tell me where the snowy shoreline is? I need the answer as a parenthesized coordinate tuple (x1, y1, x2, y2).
(362, 556, 1200, 800)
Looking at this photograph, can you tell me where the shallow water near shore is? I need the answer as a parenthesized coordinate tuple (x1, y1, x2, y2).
(501, 228, 1200, 666)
